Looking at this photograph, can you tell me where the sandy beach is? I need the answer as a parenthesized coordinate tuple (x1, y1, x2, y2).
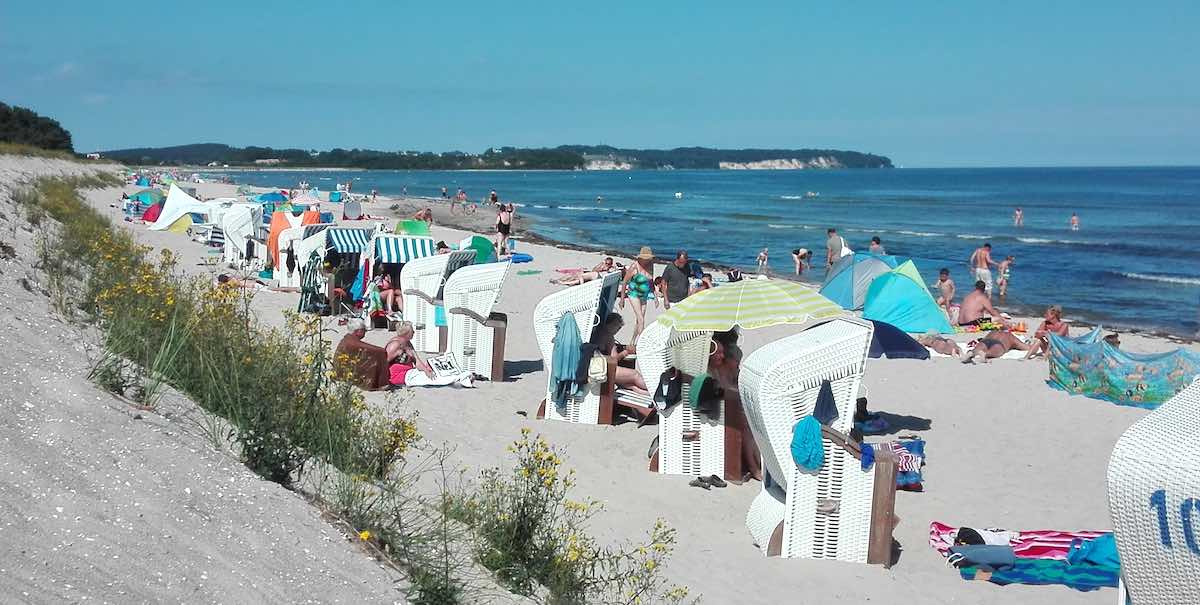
(5, 161, 1198, 603)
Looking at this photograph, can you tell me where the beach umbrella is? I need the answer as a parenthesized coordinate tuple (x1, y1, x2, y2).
(656, 277, 843, 332)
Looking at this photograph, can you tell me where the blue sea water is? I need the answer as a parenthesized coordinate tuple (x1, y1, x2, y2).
(222, 167, 1200, 336)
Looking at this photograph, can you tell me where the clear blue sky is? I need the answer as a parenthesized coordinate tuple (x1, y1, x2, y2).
(2, 1, 1197, 167)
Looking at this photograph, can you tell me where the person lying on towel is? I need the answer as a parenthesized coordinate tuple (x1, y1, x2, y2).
(384, 322, 475, 388)
(963, 330, 1030, 364)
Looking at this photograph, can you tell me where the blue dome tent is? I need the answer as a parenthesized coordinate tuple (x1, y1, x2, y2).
(820, 253, 898, 310)
(862, 261, 954, 334)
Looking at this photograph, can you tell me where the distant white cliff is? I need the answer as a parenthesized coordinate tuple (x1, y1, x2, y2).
(584, 159, 634, 170)
(718, 157, 844, 170)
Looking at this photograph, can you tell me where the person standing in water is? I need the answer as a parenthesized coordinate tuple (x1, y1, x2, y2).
(756, 247, 769, 274)
(1014, 207, 1024, 226)
(996, 255, 1015, 298)
(869, 236, 885, 255)
(968, 243, 998, 298)
(1070, 213, 1080, 231)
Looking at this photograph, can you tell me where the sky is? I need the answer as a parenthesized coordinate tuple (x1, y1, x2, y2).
(2, 1, 1198, 167)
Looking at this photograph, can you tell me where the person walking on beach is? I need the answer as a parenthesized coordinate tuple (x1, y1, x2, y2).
(441, 186, 448, 199)
(402, 185, 408, 197)
(996, 255, 1015, 298)
(1014, 207, 1024, 227)
(756, 248, 769, 274)
(660, 250, 691, 310)
(1070, 212, 1080, 231)
(968, 242, 998, 298)
(620, 247, 658, 344)
(496, 203, 514, 254)
(869, 236, 885, 255)
(935, 268, 956, 317)
(825, 228, 846, 272)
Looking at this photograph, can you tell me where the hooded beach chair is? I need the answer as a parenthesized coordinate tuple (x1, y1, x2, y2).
(635, 319, 727, 478)
(401, 249, 475, 353)
(534, 272, 621, 424)
(1107, 377, 1200, 604)
(443, 261, 512, 381)
(740, 318, 896, 565)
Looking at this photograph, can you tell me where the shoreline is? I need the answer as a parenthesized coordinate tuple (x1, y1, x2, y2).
(332, 190, 1200, 343)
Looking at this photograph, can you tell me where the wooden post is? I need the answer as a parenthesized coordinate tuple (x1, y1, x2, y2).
(867, 445, 898, 568)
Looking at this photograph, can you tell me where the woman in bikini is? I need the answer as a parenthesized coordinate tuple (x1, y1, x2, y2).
(620, 246, 657, 344)
(1024, 305, 1069, 360)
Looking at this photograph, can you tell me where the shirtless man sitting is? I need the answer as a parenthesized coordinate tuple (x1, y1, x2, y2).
(963, 330, 1030, 364)
(957, 280, 1006, 327)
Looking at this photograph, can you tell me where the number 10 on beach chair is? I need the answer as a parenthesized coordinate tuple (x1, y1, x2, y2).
(740, 318, 898, 565)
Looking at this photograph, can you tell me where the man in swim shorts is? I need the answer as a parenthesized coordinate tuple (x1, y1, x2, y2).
(957, 280, 1004, 327)
(968, 242, 998, 297)
(996, 255, 1014, 298)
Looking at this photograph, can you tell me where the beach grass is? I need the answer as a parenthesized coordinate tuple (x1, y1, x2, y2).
(0, 142, 83, 161)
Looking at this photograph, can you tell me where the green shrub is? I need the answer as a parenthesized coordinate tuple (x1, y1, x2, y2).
(452, 429, 694, 604)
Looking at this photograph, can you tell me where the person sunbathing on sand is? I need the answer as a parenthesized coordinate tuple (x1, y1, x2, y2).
(917, 333, 960, 357)
(962, 330, 1030, 364)
(216, 273, 267, 289)
(553, 257, 617, 286)
(1024, 305, 1069, 359)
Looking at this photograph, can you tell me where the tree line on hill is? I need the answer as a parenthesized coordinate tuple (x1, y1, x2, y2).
(0, 102, 74, 152)
(103, 143, 894, 170)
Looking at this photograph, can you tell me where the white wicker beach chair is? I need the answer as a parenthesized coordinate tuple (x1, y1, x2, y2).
(444, 261, 512, 381)
(740, 317, 883, 563)
(401, 250, 474, 353)
(534, 272, 621, 424)
(635, 320, 725, 478)
(1107, 377, 1200, 605)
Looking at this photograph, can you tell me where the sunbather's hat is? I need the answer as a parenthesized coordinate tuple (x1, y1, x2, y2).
(637, 246, 654, 260)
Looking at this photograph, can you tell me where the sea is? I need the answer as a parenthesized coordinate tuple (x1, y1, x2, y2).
(219, 167, 1200, 337)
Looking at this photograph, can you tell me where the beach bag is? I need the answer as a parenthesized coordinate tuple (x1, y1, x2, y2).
(839, 237, 853, 258)
(587, 353, 607, 383)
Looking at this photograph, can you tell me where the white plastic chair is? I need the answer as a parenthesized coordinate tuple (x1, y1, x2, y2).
(534, 272, 620, 424)
(635, 320, 724, 478)
(400, 250, 474, 353)
(740, 317, 879, 563)
(444, 261, 512, 381)
(1108, 377, 1200, 605)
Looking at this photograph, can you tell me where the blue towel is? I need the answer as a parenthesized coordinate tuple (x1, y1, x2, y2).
(1066, 534, 1120, 572)
(551, 313, 582, 406)
(813, 380, 838, 426)
(790, 416, 824, 471)
(959, 558, 1119, 591)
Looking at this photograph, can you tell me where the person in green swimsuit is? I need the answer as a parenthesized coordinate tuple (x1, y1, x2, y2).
(620, 246, 657, 344)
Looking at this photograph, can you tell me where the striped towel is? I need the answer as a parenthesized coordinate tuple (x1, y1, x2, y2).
(930, 521, 1108, 560)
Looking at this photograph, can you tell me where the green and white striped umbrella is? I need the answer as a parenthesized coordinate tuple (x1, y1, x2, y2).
(656, 278, 843, 331)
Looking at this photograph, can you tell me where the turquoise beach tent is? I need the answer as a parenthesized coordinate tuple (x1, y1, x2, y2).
(255, 191, 287, 203)
(862, 261, 953, 334)
(135, 177, 151, 187)
(329, 191, 345, 203)
(128, 188, 164, 205)
(820, 253, 898, 310)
